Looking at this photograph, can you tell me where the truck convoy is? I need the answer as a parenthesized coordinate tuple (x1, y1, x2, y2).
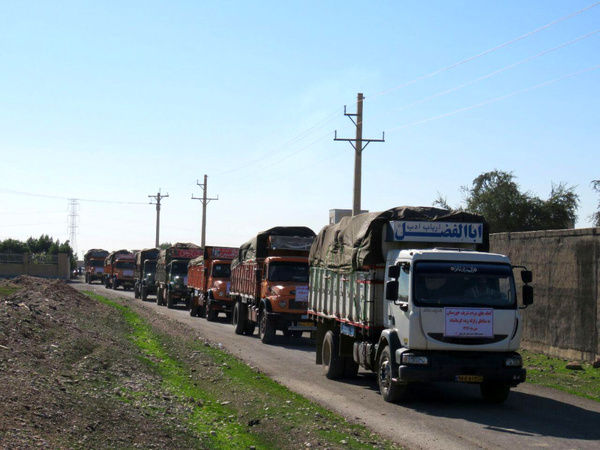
(103, 249, 135, 290)
(84, 249, 109, 284)
(188, 246, 239, 321)
(134, 247, 160, 301)
(156, 243, 203, 309)
(308, 206, 533, 404)
(230, 226, 317, 344)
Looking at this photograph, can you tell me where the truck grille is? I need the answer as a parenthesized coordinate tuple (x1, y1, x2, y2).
(289, 300, 308, 310)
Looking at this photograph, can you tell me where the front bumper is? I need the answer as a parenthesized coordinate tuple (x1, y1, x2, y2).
(394, 350, 526, 386)
(265, 312, 316, 331)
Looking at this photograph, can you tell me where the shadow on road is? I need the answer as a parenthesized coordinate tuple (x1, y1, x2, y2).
(326, 374, 600, 443)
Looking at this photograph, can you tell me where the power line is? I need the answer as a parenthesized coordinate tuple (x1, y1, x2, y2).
(0, 188, 147, 205)
(395, 29, 600, 113)
(215, 107, 343, 177)
(385, 64, 600, 133)
(369, 1, 600, 100)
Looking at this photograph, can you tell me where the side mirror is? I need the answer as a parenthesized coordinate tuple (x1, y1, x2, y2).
(522, 285, 533, 307)
(521, 270, 533, 284)
(385, 280, 399, 301)
(387, 265, 400, 279)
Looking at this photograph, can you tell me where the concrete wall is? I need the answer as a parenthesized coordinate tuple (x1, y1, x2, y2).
(0, 253, 71, 280)
(490, 228, 600, 362)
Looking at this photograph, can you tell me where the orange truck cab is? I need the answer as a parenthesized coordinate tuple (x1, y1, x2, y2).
(188, 246, 239, 321)
(104, 249, 134, 291)
(230, 227, 316, 344)
(84, 249, 109, 284)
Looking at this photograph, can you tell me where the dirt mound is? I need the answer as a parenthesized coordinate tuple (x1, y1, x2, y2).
(0, 276, 202, 449)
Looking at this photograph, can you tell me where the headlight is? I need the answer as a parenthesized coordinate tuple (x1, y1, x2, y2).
(218, 291, 224, 297)
(505, 355, 522, 367)
(279, 300, 287, 309)
(401, 354, 429, 365)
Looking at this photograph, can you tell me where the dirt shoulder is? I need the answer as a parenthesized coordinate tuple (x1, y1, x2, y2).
(0, 276, 392, 449)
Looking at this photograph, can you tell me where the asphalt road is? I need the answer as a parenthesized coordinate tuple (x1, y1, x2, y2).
(75, 280, 600, 449)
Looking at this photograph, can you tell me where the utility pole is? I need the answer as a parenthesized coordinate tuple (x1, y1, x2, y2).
(334, 92, 385, 216)
(192, 174, 218, 248)
(149, 189, 169, 248)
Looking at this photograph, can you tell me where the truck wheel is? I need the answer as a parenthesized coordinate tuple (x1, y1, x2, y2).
(141, 287, 148, 301)
(378, 347, 408, 403)
(189, 304, 198, 317)
(85, 274, 89, 284)
(156, 287, 163, 306)
(344, 357, 359, 378)
(112, 278, 118, 290)
(322, 331, 344, 379)
(166, 291, 174, 309)
(206, 300, 217, 322)
(245, 321, 256, 335)
(134, 285, 140, 298)
(232, 302, 246, 335)
(480, 382, 510, 404)
(258, 311, 276, 344)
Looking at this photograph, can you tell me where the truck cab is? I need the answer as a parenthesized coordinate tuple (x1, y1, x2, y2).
(161, 259, 190, 308)
(140, 259, 157, 300)
(111, 257, 135, 290)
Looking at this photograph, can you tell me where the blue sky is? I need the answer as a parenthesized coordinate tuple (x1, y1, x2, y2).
(1, 1, 599, 258)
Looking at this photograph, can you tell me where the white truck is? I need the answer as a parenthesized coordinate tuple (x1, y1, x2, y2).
(308, 206, 533, 403)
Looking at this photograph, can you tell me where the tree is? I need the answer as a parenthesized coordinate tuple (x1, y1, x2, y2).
(458, 170, 579, 233)
(591, 180, 600, 227)
(159, 242, 172, 250)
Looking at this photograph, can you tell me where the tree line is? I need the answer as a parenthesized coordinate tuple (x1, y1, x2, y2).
(0, 235, 77, 270)
(435, 170, 599, 233)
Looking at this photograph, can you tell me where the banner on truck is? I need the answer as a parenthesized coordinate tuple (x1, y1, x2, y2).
(387, 221, 483, 244)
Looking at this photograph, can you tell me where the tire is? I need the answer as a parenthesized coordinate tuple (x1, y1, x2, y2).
(480, 382, 510, 404)
(245, 321, 256, 336)
(156, 287, 163, 306)
(141, 287, 148, 301)
(134, 285, 139, 298)
(378, 346, 408, 403)
(85, 274, 89, 284)
(166, 290, 174, 309)
(206, 299, 217, 322)
(322, 330, 344, 379)
(112, 278, 118, 290)
(233, 302, 246, 335)
(189, 304, 198, 317)
(258, 310, 276, 344)
(344, 357, 359, 378)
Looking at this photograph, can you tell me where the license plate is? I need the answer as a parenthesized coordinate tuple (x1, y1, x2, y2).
(456, 375, 483, 383)
(298, 322, 314, 327)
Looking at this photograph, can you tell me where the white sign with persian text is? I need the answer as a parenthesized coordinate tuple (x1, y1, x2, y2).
(444, 308, 493, 338)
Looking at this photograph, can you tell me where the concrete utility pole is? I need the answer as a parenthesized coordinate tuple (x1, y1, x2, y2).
(67, 199, 79, 258)
(192, 174, 218, 248)
(149, 189, 169, 248)
(334, 93, 385, 216)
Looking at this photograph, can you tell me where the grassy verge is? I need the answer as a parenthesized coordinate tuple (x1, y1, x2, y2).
(522, 349, 600, 402)
(85, 292, 395, 449)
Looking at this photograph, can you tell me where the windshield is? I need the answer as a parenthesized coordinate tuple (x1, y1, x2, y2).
(90, 260, 104, 267)
(267, 261, 309, 283)
(212, 264, 231, 278)
(115, 261, 135, 269)
(170, 261, 188, 275)
(413, 262, 516, 308)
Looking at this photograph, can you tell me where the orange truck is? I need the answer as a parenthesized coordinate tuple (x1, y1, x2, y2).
(229, 226, 317, 344)
(104, 249, 135, 290)
(188, 246, 239, 321)
(84, 249, 109, 284)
